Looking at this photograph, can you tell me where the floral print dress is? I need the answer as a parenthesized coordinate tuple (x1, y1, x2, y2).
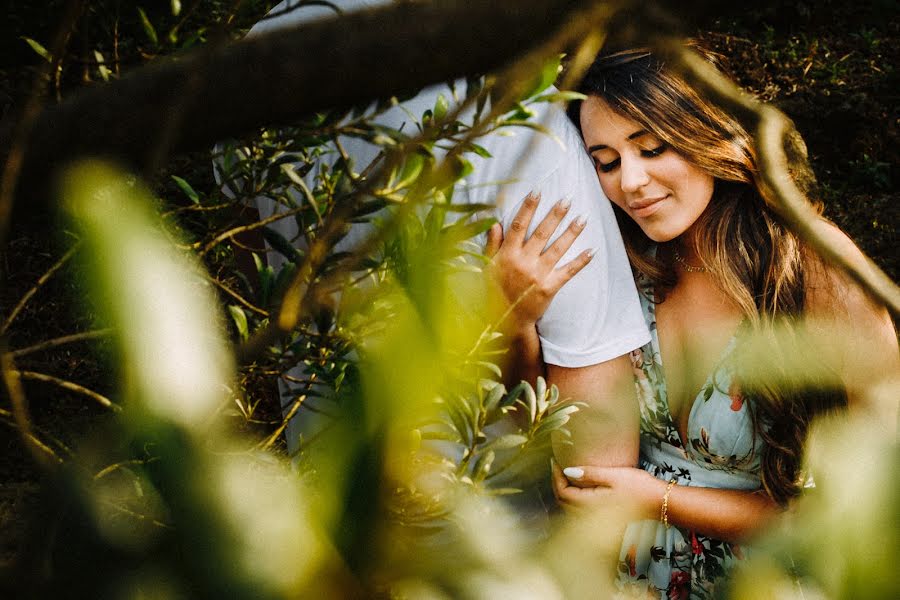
(616, 279, 764, 600)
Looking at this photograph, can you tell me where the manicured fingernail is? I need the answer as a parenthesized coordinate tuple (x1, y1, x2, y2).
(585, 247, 596, 258)
(575, 215, 587, 227)
(559, 197, 572, 210)
(563, 467, 584, 479)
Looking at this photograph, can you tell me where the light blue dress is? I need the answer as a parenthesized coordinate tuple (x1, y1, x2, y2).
(616, 278, 764, 599)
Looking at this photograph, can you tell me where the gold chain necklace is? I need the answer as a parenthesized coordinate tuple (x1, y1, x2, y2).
(672, 247, 708, 273)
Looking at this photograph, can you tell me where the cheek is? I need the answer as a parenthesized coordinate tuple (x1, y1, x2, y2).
(597, 173, 625, 208)
(684, 170, 715, 211)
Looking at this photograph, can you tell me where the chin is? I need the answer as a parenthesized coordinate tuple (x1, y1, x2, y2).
(638, 226, 682, 243)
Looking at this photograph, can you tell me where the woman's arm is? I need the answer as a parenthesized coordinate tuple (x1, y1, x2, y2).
(484, 192, 593, 387)
(487, 193, 641, 469)
(553, 463, 780, 543)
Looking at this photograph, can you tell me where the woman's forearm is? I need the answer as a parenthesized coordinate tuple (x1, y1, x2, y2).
(558, 465, 782, 545)
(657, 480, 781, 543)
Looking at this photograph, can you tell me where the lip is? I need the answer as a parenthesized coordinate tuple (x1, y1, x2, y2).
(628, 195, 668, 218)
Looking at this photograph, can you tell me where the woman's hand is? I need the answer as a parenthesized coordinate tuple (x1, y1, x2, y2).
(552, 460, 664, 520)
(485, 192, 593, 327)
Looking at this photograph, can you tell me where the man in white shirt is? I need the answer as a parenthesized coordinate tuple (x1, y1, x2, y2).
(233, 0, 650, 467)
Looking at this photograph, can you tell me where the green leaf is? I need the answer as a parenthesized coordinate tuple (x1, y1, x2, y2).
(502, 120, 562, 146)
(523, 382, 537, 423)
(434, 93, 449, 121)
(535, 376, 548, 414)
(137, 7, 159, 47)
(262, 227, 301, 262)
(93, 50, 111, 82)
(228, 305, 249, 341)
(488, 487, 522, 496)
(454, 155, 474, 179)
(439, 398, 472, 446)
(523, 54, 562, 100)
(171, 175, 199, 204)
(421, 428, 462, 443)
(485, 434, 528, 451)
(394, 152, 426, 190)
(484, 382, 507, 413)
(532, 90, 587, 104)
(279, 163, 322, 221)
(253, 253, 274, 307)
(21, 37, 50, 62)
(472, 449, 495, 483)
(464, 143, 492, 159)
(547, 403, 581, 420)
(473, 360, 502, 379)
(501, 382, 528, 408)
(170, 0, 182, 16)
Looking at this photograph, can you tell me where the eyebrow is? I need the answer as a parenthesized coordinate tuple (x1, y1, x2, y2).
(587, 129, 651, 153)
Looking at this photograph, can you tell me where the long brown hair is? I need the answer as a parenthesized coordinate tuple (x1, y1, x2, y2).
(567, 46, 846, 504)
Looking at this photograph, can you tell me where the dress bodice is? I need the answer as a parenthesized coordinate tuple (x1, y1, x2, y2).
(631, 279, 764, 491)
(616, 275, 765, 599)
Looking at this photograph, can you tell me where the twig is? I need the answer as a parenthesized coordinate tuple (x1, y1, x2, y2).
(1, 241, 82, 336)
(208, 276, 269, 317)
(258, 372, 318, 450)
(0, 353, 60, 467)
(98, 499, 173, 529)
(94, 457, 160, 480)
(16, 370, 121, 412)
(0, 406, 67, 463)
(8, 328, 112, 359)
(198, 204, 308, 257)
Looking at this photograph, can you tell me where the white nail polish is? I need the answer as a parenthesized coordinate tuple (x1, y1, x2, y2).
(575, 215, 587, 227)
(563, 467, 584, 479)
(560, 197, 572, 210)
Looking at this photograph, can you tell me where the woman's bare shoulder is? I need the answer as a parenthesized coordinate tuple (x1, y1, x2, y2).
(803, 221, 891, 322)
(802, 221, 898, 414)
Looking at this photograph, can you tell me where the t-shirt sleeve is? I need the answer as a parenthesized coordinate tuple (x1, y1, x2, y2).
(469, 103, 650, 367)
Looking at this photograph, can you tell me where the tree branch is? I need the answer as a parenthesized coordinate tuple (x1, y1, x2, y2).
(14, 0, 590, 211)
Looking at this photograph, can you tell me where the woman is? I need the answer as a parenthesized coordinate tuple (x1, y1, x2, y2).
(486, 46, 898, 598)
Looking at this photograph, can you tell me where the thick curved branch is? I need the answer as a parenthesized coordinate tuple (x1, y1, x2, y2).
(14, 0, 590, 212)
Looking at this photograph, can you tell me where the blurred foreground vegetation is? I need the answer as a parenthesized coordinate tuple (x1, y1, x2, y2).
(0, 1, 897, 598)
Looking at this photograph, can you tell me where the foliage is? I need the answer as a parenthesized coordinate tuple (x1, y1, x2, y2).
(1, 1, 898, 599)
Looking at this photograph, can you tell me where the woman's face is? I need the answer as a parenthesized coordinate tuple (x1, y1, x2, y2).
(579, 96, 715, 243)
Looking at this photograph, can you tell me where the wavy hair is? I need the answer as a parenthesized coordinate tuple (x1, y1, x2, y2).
(567, 46, 846, 504)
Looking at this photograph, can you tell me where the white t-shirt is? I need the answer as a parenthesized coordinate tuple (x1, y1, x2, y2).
(241, 0, 649, 367)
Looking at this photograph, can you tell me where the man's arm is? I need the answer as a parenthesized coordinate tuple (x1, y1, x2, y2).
(549, 356, 639, 469)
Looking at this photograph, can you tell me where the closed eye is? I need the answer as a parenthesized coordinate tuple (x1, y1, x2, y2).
(641, 144, 667, 158)
(597, 158, 620, 173)
(596, 144, 667, 173)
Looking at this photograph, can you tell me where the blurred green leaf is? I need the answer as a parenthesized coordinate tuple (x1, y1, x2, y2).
(137, 7, 159, 47)
(93, 49, 111, 82)
(228, 305, 249, 341)
(171, 175, 200, 204)
(434, 93, 449, 121)
(21, 36, 50, 62)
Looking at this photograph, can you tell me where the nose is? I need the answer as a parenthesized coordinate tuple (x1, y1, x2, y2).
(619, 155, 650, 194)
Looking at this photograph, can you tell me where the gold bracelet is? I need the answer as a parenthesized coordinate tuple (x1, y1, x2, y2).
(660, 479, 677, 529)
